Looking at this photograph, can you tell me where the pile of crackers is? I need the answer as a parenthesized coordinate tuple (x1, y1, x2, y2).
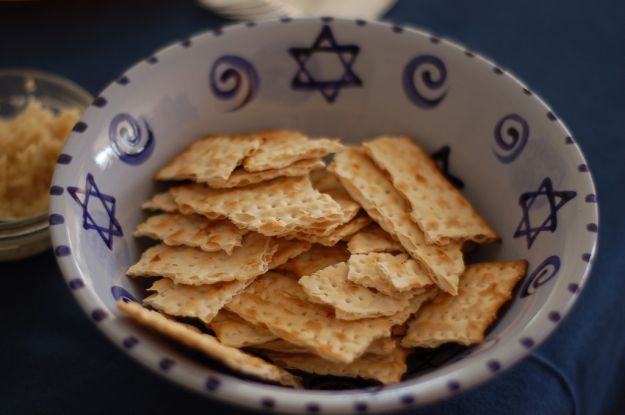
(119, 130, 527, 388)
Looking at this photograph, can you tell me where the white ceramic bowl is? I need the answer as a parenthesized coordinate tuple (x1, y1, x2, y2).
(49, 17, 598, 414)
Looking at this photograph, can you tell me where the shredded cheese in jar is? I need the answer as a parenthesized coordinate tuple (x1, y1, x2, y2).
(0, 101, 79, 219)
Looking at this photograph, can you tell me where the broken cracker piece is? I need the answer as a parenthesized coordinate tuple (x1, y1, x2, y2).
(277, 243, 350, 276)
(127, 233, 278, 285)
(347, 223, 405, 254)
(330, 147, 464, 295)
(242, 130, 343, 172)
(210, 158, 325, 188)
(252, 337, 397, 357)
(210, 310, 278, 348)
(347, 253, 431, 295)
(299, 262, 414, 320)
(144, 278, 250, 323)
(117, 301, 300, 387)
(268, 239, 313, 269)
(226, 273, 406, 363)
(251, 339, 310, 354)
(311, 169, 361, 224)
(375, 253, 433, 292)
(363, 137, 498, 245)
(267, 347, 408, 385)
(142, 192, 178, 213)
(155, 133, 264, 184)
(401, 260, 528, 348)
(135, 213, 248, 255)
(170, 176, 344, 237)
(286, 215, 371, 247)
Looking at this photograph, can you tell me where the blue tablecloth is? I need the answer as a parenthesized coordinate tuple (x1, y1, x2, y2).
(2, 1, 624, 414)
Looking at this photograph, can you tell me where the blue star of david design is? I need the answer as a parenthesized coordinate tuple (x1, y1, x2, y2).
(514, 177, 576, 249)
(68, 173, 123, 250)
(288, 25, 362, 103)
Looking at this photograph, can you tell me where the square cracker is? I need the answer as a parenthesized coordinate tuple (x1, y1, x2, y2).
(170, 176, 344, 237)
(330, 147, 464, 295)
(127, 233, 279, 285)
(142, 192, 178, 213)
(226, 273, 432, 363)
(135, 213, 248, 255)
(347, 224, 405, 254)
(299, 262, 415, 320)
(242, 130, 343, 172)
(155, 133, 264, 184)
(267, 347, 408, 385)
(209, 158, 325, 189)
(209, 310, 278, 348)
(363, 137, 498, 245)
(401, 260, 528, 348)
(277, 243, 350, 276)
(144, 278, 251, 323)
(117, 301, 300, 388)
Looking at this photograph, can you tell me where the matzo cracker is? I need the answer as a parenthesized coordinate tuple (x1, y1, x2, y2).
(210, 310, 278, 347)
(277, 243, 350, 276)
(242, 130, 343, 172)
(226, 273, 406, 363)
(402, 261, 527, 348)
(311, 169, 361, 224)
(268, 239, 312, 269)
(364, 137, 498, 245)
(285, 215, 371, 247)
(142, 191, 178, 213)
(252, 337, 397, 356)
(117, 301, 301, 387)
(209, 158, 325, 188)
(330, 147, 465, 295)
(156, 133, 264, 184)
(347, 224, 405, 254)
(135, 213, 247, 255)
(267, 347, 408, 385)
(127, 233, 278, 285)
(144, 278, 250, 323)
(299, 262, 415, 320)
(170, 176, 344, 237)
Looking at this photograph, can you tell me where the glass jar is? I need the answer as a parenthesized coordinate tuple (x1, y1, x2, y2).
(0, 69, 93, 261)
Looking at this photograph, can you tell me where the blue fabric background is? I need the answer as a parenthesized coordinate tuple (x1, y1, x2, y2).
(1, 1, 624, 414)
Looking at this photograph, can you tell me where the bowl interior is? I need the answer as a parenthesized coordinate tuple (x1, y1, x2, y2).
(50, 18, 597, 413)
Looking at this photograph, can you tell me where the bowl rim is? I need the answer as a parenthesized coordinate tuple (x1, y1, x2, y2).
(49, 16, 599, 414)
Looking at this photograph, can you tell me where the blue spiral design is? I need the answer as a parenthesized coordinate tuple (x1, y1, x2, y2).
(109, 113, 155, 165)
(520, 255, 560, 298)
(492, 113, 529, 163)
(209, 55, 259, 112)
(111, 285, 137, 302)
(402, 55, 448, 109)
